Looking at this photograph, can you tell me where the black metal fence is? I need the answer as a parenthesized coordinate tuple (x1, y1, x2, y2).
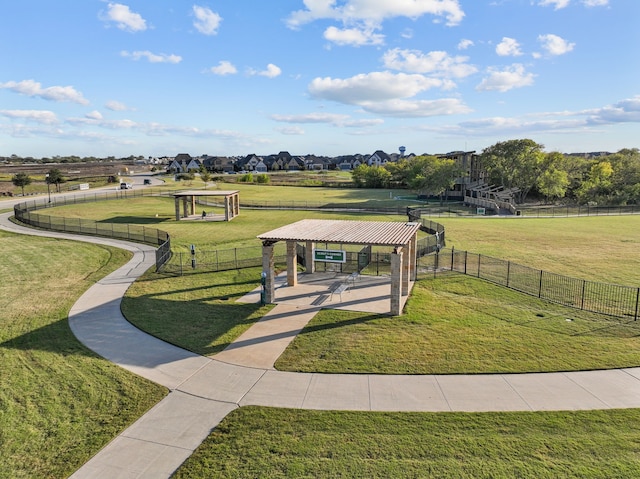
(518, 204, 640, 217)
(13, 193, 172, 271)
(418, 248, 640, 320)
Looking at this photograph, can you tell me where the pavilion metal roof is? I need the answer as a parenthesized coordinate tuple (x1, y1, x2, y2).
(258, 219, 421, 246)
(173, 190, 239, 197)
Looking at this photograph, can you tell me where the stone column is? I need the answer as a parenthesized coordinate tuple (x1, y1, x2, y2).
(224, 196, 230, 221)
(182, 197, 189, 218)
(234, 193, 240, 216)
(305, 241, 315, 273)
(402, 242, 410, 296)
(262, 241, 275, 304)
(190, 195, 196, 216)
(287, 241, 298, 287)
(390, 246, 403, 316)
(174, 197, 180, 221)
(410, 233, 417, 281)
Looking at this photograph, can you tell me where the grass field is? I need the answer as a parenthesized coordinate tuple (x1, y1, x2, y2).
(0, 230, 166, 478)
(10, 184, 640, 477)
(175, 407, 640, 478)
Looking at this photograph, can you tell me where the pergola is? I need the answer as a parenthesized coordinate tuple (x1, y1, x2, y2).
(172, 190, 239, 221)
(258, 219, 421, 315)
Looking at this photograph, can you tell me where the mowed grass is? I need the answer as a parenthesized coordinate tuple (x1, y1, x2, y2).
(0, 230, 166, 478)
(276, 274, 640, 374)
(441, 215, 640, 285)
(44, 196, 408, 250)
(122, 267, 274, 355)
(175, 407, 640, 479)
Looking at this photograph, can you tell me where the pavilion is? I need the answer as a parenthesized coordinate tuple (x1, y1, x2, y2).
(172, 190, 239, 221)
(258, 219, 421, 315)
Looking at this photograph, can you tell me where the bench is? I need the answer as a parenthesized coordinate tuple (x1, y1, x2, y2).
(330, 282, 349, 302)
(347, 271, 359, 285)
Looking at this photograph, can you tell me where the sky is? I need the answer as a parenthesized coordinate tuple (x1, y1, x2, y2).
(1, 0, 638, 158)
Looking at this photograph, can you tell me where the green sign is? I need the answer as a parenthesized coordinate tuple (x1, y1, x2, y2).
(314, 249, 346, 263)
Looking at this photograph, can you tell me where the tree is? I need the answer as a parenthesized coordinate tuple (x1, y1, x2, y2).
(200, 170, 212, 189)
(45, 168, 65, 193)
(350, 164, 391, 188)
(575, 161, 614, 205)
(480, 139, 545, 203)
(11, 172, 31, 196)
(408, 156, 461, 204)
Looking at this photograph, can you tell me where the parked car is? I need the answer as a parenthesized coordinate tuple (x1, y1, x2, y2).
(120, 182, 133, 189)
(143, 179, 152, 185)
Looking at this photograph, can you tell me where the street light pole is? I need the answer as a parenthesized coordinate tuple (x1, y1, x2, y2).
(45, 173, 51, 203)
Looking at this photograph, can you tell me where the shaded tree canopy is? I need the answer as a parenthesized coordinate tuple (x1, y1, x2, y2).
(11, 172, 31, 195)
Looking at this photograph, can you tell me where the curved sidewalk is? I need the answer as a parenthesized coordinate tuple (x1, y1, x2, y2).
(3, 212, 640, 479)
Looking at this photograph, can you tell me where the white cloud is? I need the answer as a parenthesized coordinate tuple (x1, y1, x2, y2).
(102, 3, 147, 32)
(585, 96, 640, 124)
(121, 50, 182, 63)
(192, 5, 222, 35)
(496, 37, 523, 57)
(105, 100, 133, 111)
(0, 79, 89, 105)
(537, 34, 575, 56)
(538, 0, 609, 7)
(209, 61, 237, 75)
(86, 110, 103, 120)
(382, 48, 477, 78)
(287, 0, 465, 29)
(476, 64, 535, 92)
(309, 71, 446, 105)
(538, 0, 570, 9)
(359, 98, 472, 117)
(272, 112, 385, 127)
(457, 39, 474, 50)
(0, 109, 58, 124)
(272, 112, 350, 124)
(324, 26, 384, 46)
(248, 63, 282, 78)
(276, 126, 305, 135)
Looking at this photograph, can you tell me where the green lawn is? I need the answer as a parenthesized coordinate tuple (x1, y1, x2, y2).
(0, 230, 166, 478)
(175, 407, 640, 479)
(276, 274, 640, 374)
(442, 215, 640, 285)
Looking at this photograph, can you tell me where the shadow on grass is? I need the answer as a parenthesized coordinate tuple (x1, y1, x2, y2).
(0, 317, 95, 357)
(97, 215, 172, 225)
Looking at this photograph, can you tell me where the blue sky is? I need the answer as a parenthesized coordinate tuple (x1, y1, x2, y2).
(1, 0, 638, 158)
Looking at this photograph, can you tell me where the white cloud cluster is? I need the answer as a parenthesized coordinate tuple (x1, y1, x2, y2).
(535, 34, 575, 57)
(538, 0, 608, 8)
(105, 100, 134, 111)
(192, 5, 222, 35)
(496, 37, 523, 57)
(248, 64, 282, 78)
(308, 71, 470, 117)
(382, 48, 477, 78)
(209, 61, 237, 76)
(476, 64, 535, 92)
(287, 0, 465, 28)
(0, 79, 89, 105)
(102, 3, 147, 32)
(287, 0, 464, 47)
(271, 112, 385, 128)
(121, 50, 182, 63)
(1, 109, 58, 124)
(457, 39, 474, 50)
(323, 26, 384, 46)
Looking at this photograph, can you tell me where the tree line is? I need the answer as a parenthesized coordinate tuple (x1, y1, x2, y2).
(351, 139, 640, 206)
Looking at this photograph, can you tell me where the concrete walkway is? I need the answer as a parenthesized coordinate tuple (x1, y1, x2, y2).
(3, 211, 640, 478)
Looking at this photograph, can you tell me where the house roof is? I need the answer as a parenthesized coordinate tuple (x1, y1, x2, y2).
(258, 219, 421, 247)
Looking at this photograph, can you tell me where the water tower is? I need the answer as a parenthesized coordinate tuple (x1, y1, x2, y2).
(399, 146, 406, 157)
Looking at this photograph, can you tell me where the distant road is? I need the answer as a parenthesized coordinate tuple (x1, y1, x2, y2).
(0, 172, 164, 210)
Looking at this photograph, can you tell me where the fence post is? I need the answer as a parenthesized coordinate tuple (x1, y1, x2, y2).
(635, 287, 639, 321)
(464, 250, 468, 275)
(581, 280, 586, 311)
(538, 270, 543, 298)
(235, 248, 238, 269)
(477, 254, 481, 278)
(506, 261, 511, 288)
